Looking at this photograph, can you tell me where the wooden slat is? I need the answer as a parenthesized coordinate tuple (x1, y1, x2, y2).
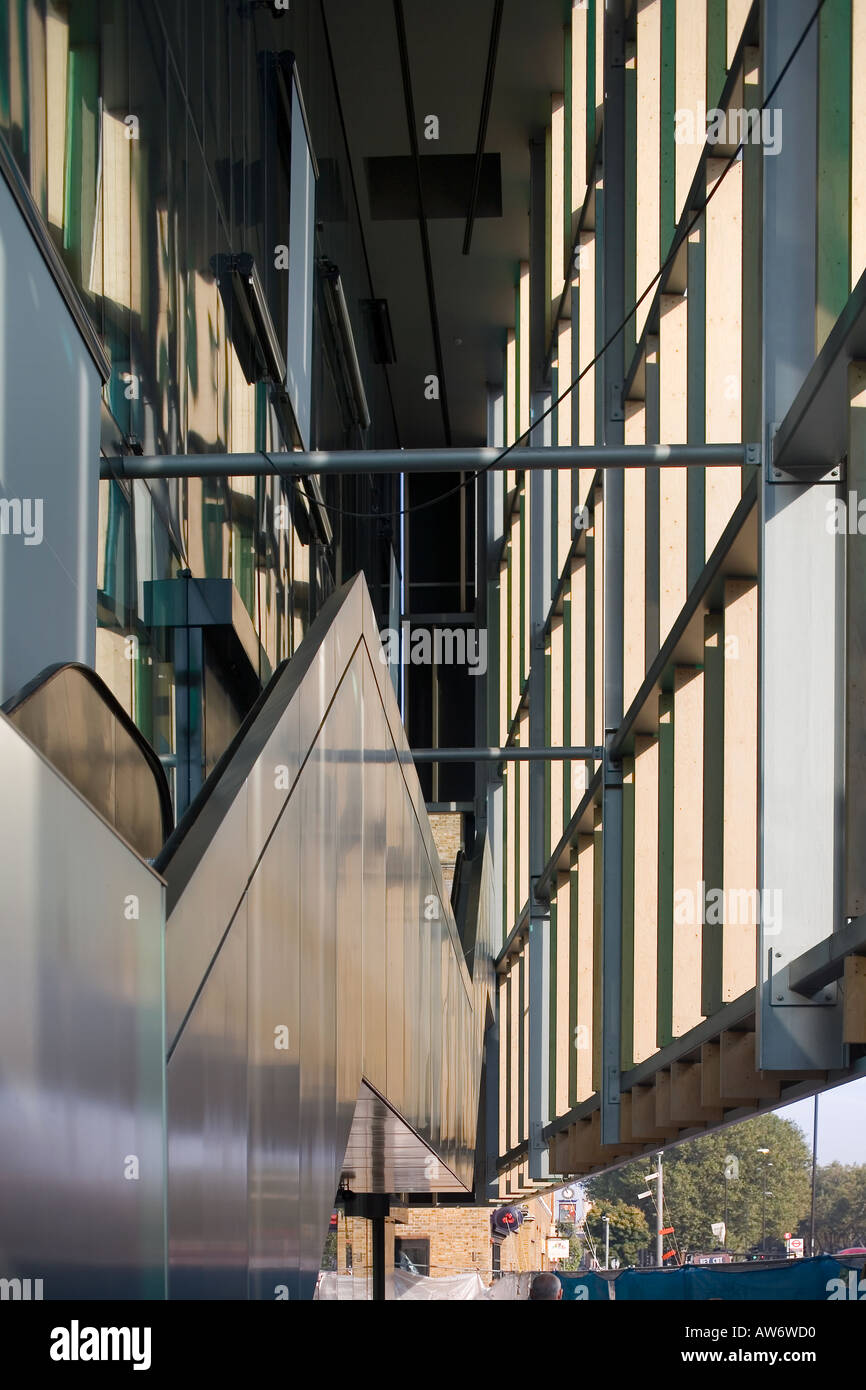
(722, 578, 759, 1000)
(623, 400, 647, 707)
(576, 832, 595, 1102)
(702, 612, 725, 1015)
(633, 733, 660, 1062)
(659, 293, 688, 645)
(518, 260, 530, 438)
(621, 756, 636, 1070)
(675, 0, 706, 221)
(635, 0, 661, 339)
(705, 156, 743, 558)
(657, 691, 675, 1046)
(592, 484, 605, 749)
(556, 319, 574, 577)
(672, 665, 705, 1036)
(726, 0, 752, 65)
(555, 871, 572, 1116)
(550, 92, 565, 332)
(571, 0, 590, 225)
(632, 1079, 678, 1140)
(719, 1030, 781, 1102)
(670, 1059, 723, 1125)
(592, 809, 603, 1092)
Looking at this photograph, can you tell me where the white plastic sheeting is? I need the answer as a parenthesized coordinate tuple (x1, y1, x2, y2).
(315, 1270, 493, 1300)
(392, 1270, 490, 1300)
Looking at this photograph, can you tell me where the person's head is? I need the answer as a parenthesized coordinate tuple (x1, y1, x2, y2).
(528, 1272, 563, 1301)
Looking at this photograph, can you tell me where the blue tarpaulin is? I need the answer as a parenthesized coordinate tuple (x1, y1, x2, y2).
(599, 1256, 856, 1301)
(558, 1272, 613, 1300)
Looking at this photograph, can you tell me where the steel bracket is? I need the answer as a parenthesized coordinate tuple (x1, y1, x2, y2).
(768, 950, 839, 1007)
(608, 382, 625, 422)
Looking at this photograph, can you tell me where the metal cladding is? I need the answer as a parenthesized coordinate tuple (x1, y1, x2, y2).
(160, 574, 495, 1300)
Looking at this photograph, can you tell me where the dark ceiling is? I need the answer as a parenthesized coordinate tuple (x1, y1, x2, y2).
(323, 0, 568, 448)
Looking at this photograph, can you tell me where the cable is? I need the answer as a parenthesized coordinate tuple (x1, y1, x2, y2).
(278, 0, 826, 524)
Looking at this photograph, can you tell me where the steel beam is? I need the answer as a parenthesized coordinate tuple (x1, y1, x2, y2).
(99, 443, 755, 481)
(410, 746, 602, 762)
(600, 0, 627, 1148)
(758, 0, 845, 1070)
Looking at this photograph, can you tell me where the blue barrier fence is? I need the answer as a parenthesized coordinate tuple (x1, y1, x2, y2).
(558, 1257, 863, 1301)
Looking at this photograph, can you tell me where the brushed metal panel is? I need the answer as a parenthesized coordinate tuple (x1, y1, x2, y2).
(161, 574, 495, 1296)
(361, 657, 388, 1094)
(167, 905, 248, 1300)
(0, 715, 165, 1299)
(385, 756, 407, 1110)
(297, 701, 338, 1299)
(246, 800, 301, 1300)
(335, 655, 364, 1148)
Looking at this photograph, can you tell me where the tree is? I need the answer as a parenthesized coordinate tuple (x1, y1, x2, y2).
(585, 1113, 812, 1257)
(554, 1220, 585, 1271)
(583, 1198, 650, 1267)
(807, 1162, 866, 1253)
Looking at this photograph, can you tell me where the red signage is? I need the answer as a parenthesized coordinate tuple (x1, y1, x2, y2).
(660, 1227, 675, 1236)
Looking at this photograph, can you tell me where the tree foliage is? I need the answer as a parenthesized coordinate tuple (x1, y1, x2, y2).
(809, 1162, 866, 1253)
(582, 1197, 650, 1266)
(584, 1113, 812, 1256)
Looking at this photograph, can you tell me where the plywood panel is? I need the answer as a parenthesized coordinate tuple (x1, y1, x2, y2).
(633, 733, 660, 1063)
(705, 157, 743, 557)
(555, 871, 572, 1116)
(571, 0, 590, 222)
(672, 665, 704, 1037)
(675, 0, 706, 221)
(659, 293, 688, 645)
(722, 577, 759, 1000)
(575, 832, 595, 1103)
(636, 0, 662, 338)
(624, 400, 647, 709)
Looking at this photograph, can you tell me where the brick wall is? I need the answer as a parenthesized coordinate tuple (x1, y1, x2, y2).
(334, 1197, 554, 1286)
(427, 812, 464, 901)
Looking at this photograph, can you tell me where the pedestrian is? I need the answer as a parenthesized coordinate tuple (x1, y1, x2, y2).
(528, 1272, 563, 1300)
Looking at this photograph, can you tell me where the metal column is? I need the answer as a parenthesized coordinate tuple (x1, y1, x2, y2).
(528, 133, 553, 1181)
(758, 0, 845, 1069)
(600, 0, 627, 1145)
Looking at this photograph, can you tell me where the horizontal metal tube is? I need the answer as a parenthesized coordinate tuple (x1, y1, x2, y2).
(100, 443, 754, 480)
(410, 746, 603, 762)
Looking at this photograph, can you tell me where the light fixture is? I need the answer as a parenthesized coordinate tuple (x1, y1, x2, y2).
(212, 252, 286, 386)
(273, 51, 320, 182)
(319, 257, 371, 431)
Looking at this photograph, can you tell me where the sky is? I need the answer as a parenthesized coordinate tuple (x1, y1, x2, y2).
(776, 1075, 866, 1165)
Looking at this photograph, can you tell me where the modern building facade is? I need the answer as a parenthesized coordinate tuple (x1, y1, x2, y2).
(0, 0, 864, 1300)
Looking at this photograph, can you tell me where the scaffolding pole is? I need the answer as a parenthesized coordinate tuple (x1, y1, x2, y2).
(100, 443, 757, 480)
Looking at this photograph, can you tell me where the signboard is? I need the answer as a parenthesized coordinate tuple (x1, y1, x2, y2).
(786, 1237, 804, 1256)
(546, 1238, 570, 1260)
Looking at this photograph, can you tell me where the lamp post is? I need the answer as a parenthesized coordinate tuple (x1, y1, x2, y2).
(603, 1215, 610, 1270)
(757, 1149, 771, 1252)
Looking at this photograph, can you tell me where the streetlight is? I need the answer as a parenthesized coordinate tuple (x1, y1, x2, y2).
(757, 1149, 772, 1252)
